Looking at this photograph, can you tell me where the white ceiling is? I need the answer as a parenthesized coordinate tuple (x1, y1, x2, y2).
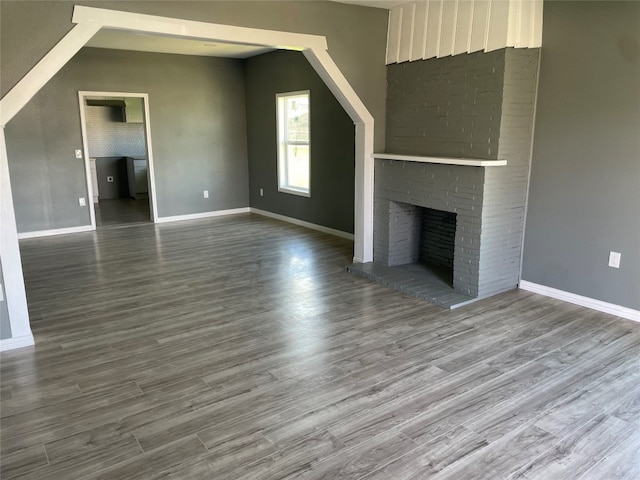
(85, 30, 276, 58)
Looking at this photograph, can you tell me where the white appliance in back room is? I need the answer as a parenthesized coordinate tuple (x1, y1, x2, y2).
(126, 156, 148, 199)
(89, 157, 100, 203)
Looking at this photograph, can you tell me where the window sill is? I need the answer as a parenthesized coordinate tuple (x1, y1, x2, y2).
(278, 187, 310, 198)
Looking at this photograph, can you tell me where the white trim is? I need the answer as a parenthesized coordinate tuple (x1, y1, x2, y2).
(0, 23, 101, 126)
(0, 334, 35, 352)
(277, 187, 311, 198)
(354, 122, 375, 263)
(156, 208, 250, 224)
(301, 49, 374, 125)
(373, 153, 507, 167)
(78, 91, 159, 225)
(77, 92, 97, 230)
(250, 208, 354, 241)
(519, 280, 640, 323)
(304, 47, 375, 260)
(71, 6, 328, 52)
(0, 129, 32, 341)
(17, 225, 93, 240)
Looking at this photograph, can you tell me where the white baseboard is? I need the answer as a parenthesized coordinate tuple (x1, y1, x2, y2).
(519, 280, 640, 323)
(0, 334, 35, 352)
(250, 208, 354, 241)
(156, 207, 250, 224)
(18, 225, 93, 239)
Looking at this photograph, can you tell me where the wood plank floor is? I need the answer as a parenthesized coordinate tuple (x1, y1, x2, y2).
(2, 213, 639, 479)
(95, 198, 151, 227)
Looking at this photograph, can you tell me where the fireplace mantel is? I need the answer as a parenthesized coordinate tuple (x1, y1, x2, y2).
(373, 153, 507, 167)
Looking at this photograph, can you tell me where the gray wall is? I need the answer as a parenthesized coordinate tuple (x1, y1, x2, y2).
(6, 47, 249, 231)
(245, 50, 355, 233)
(386, 50, 506, 160)
(0, 0, 388, 150)
(0, 259, 11, 340)
(6, 88, 92, 231)
(522, 1, 640, 310)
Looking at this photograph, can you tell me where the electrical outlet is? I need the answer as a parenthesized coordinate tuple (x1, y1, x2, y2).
(107, 176, 114, 183)
(203, 190, 209, 199)
(608, 251, 621, 269)
(260, 188, 264, 197)
(75, 149, 83, 159)
(78, 197, 86, 207)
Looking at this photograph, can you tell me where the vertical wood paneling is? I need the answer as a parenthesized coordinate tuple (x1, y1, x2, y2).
(424, 0, 443, 59)
(385, 0, 543, 64)
(398, 3, 416, 63)
(469, 0, 490, 53)
(386, 6, 403, 64)
(438, 0, 458, 57)
(507, 0, 520, 47)
(516, 0, 533, 47)
(485, 0, 511, 52)
(454, 0, 474, 55)
(531, 0, 543, 47)
(410, 0, 429, 61)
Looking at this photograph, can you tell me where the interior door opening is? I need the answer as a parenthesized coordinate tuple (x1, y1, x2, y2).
(79, 91, 158, 229)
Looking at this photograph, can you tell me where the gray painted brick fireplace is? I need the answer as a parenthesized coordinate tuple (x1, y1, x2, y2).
(375, 161, 485, 296)
(349, 48, 539, 307)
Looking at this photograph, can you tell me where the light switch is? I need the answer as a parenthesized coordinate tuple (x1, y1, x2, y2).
(75, 149, 83, 159)
(203, 190, 209, 199)
(608, 251, 621, 268)
(79, 197, 86, 207)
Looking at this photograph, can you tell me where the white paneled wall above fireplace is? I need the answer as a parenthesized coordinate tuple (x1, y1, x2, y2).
(386, 0, 543, 64)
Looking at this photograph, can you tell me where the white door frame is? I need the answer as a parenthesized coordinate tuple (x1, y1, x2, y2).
(78, 91, 159, 226)
(0, 5, 375, 351)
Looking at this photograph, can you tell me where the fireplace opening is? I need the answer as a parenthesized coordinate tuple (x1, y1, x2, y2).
(387, 201, 457, 287)
(420, 207, 457, 286)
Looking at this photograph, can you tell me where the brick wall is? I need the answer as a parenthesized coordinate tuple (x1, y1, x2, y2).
(386, 50, 506, 160)
(375, 161, 484, 296)
(377, 48, 539, 299)
(478, 48, 540, 297)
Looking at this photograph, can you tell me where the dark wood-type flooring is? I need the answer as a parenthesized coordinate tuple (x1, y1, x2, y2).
(95, 198, 150, 227)
(2, 214, 639, 479)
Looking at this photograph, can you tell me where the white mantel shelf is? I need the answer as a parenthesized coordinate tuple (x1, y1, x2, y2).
(373, 153, 507, 167)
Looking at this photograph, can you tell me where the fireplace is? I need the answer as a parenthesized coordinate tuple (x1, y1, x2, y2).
(374, 160, 485, 296)
(385, 202, 457, 286)
(347, 48, 539, 309)
(346, 159, 488, 308)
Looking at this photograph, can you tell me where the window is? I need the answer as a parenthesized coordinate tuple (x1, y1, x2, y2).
(276, 91, 310, 197)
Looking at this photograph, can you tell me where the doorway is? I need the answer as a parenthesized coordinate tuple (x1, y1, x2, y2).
(78, 91, 159, 228)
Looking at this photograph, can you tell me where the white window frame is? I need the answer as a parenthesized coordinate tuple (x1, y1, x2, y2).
(276, 90, 311, 197)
